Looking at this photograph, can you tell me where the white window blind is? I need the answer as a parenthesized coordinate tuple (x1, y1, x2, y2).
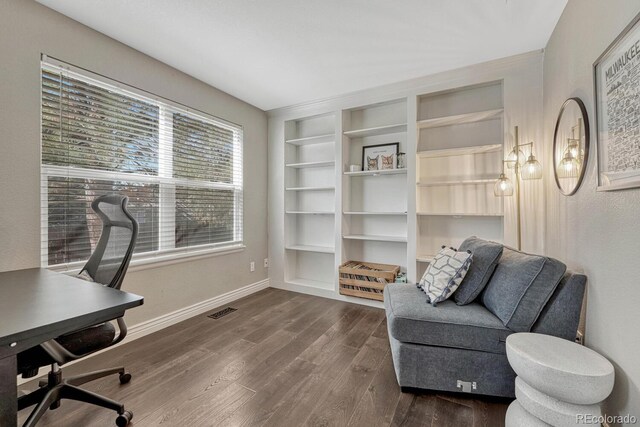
(41, 58, 243, 269)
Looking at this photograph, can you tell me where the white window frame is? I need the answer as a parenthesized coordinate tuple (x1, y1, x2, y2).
(41, 56, 244, 272)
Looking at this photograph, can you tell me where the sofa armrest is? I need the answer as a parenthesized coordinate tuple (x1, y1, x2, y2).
(531, 272, 586, 341)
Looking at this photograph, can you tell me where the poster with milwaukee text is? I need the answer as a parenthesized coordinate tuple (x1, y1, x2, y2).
(595, 14, 640, 191)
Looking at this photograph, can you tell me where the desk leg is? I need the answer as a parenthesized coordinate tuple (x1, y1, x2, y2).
(0, 355, 17, 427)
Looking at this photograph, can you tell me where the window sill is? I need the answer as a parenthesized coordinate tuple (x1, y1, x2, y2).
(48, 244, 246, 275)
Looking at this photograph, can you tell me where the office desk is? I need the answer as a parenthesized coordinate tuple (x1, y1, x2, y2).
(0, 268, 143, 427)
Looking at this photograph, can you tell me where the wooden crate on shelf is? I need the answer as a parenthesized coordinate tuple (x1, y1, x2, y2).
(339, 261, 400, 301)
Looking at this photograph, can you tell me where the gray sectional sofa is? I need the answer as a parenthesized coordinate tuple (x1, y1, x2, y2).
(383, 237, 586, 398)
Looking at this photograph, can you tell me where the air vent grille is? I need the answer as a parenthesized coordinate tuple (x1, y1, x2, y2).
(207, 307, 237, 319)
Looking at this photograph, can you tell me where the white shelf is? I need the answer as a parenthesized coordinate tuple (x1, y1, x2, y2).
(343, 123, 407, 138)
(416, 254, 435, 263)
(285, 133, 335, 146)
(417, 109, 503, 129)
(343, 211, 407, 216)
(417, 212, 504, 217)
(285, 186, 335, 191)
(417, 178, 496, 187)
(286, 160, 335, 169)
(286, 211, 334, 215)
(285, 244, 335, 254)
(343, 234, 408, 243)
(344, 168, 407, 177)
(417, 144, 502, 159)
(286, 277, 335, 291)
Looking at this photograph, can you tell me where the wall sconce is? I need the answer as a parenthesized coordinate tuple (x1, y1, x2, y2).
(494, 126, 542, 250)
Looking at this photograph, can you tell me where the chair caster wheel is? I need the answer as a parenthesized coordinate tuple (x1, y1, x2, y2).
(119, 372, 132, 384)
(116, 410, 133, 426)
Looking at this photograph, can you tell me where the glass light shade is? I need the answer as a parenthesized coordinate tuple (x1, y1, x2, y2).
(521, 154, 543, 180)
(494, 173, 514, 196)
(558, 153, 580, 178)
(506, 148, 525, 169)
(564, 141, 581, 159)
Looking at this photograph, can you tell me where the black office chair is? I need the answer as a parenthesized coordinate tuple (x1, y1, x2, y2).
(17, 194, 138, 427)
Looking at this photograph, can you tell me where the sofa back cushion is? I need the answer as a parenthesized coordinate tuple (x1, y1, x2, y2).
(482, 247, 566, 332)
(455, 237, 504, 305)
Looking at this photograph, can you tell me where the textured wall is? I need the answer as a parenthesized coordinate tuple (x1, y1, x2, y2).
(0, 0, 268, 326)
(543, 1, 640, 422)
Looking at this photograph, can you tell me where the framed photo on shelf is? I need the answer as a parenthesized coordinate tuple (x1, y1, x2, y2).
(362, 142, 399, 171)
(594, 11, 640, 191)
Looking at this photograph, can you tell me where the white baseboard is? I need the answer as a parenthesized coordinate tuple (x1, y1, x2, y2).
(126, 278, 269, 341)
(18, 278, 269, 386)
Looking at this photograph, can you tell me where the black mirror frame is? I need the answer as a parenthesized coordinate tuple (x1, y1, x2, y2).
(553, 97, 590, 196)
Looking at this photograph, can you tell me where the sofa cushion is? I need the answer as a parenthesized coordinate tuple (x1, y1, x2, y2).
(482, 248, 566, 332)
(455, 237, 504, 305)
(384, 283, 513, 354)
(418, 246, 472, 306)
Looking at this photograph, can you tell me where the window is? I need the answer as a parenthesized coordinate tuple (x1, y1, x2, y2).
(41, 58, 243, 268)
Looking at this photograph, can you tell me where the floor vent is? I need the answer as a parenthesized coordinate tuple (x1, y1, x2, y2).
(207, 307, 237, 319)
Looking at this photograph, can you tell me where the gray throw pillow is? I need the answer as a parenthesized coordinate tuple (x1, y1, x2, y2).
(454, 237, 503, 305)
(481, 247, 566, 332)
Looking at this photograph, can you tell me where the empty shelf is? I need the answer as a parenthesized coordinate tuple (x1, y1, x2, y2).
(417, 144, 502, 159)
(286, 211, 334, 215)
(286, 277, 335, 290)
(344, 169, 407, 176)
(416, 254, 435, 263)
(286, 160, 335, 169)
(417, 109, 503, 129)
(285, 133, 335, 145)
(416, 179, 496, 187)
(343, 123, 407, 138)
(285, 186, 335, 191)
(343, 211, 407, 215)
(343, 234, 407, 243)
(285, 245, 335, 253)
(417, 212, 504, 217)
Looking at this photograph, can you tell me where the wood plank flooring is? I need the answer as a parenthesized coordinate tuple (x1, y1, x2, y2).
(17, 288, 509, 426)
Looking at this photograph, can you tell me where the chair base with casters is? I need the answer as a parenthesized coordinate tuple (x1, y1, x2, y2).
(19, 363, 133, 427)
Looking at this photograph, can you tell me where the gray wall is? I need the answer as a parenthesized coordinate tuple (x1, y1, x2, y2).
(0, 0, 268, 325)
(543, 0, 640, 421)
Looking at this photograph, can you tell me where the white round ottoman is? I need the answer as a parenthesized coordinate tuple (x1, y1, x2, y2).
(506, 400, 550, 427)
(506, 333, 614, 426)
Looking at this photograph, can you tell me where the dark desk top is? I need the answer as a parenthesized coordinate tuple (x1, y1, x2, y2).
(0, 268, 143, 357)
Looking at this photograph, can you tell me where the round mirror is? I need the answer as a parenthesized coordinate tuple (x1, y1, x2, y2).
(553, 98, 590, 196)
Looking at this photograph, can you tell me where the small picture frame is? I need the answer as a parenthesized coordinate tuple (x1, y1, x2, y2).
(362, 143, 399, 171)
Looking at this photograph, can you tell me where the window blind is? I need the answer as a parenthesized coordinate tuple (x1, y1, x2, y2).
(41, 58, 243, 269)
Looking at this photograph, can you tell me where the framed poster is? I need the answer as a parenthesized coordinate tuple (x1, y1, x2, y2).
(362, 142, 399, 171)
(594, 12, 640, 191)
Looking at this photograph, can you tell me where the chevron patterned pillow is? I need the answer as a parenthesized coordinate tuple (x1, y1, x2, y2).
(417, 246, 473, 306)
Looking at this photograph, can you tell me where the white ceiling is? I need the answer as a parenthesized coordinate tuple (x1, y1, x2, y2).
(37, 0, 567, 111)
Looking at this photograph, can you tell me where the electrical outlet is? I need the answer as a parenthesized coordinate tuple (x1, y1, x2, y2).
(250, 261, 255, 272)
(264, 258, 269, 268)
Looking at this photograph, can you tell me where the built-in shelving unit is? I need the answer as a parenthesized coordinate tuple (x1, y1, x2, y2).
(284, 113, 337, 290)
(342, 99, 409, 275)
(415, 81, 505, 280)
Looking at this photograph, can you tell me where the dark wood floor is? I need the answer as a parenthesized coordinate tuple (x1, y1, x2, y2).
(18, 288, 508, 426)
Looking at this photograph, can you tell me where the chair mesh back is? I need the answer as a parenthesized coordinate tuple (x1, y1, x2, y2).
(81, 194, 138, 290)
